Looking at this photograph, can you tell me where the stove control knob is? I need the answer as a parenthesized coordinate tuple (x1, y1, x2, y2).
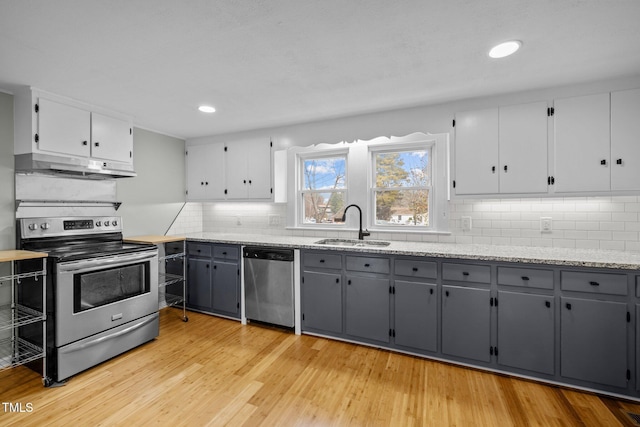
(96, 221, 102, 227)
(112, 220, 118, 226)
(104, 221, 110, 226)
(40, 223, 50, 230)
(28, 223, 38, 231)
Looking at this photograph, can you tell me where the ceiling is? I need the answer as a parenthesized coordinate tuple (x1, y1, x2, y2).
(1, 1, 639, 140)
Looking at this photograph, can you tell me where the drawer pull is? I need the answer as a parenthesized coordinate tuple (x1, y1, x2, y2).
(412, 267, 418, 272)
(589, 281, 600, 286)
(462, 272, 470, 276)
(521, 276, 530, 281)
(319, 259, 325, 263)
(222, 251, 227, 255)
(364, 263, 370, 267)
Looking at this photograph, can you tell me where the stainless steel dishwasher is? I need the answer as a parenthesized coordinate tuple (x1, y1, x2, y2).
(243, 247, 295, 328)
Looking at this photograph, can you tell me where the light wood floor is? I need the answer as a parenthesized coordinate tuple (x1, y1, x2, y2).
(1, 309, 640, 426)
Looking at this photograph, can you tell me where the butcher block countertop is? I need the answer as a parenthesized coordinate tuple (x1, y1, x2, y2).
(0, 250, 48, 263)
(181, 232, 640, 271)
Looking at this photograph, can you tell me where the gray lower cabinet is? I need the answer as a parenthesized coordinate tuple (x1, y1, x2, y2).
(442, 285, 491, 363)
(345, 274, 390, 343)
(497, 290, 554, 375)
(560, 296, 628, 388)
(393, 280, 437, 352)
(187, 243, 240, 318)
(302, 270, 342, 334)
(187, 257, 212, 311)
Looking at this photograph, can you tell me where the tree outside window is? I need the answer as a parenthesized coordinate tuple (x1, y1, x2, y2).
(301, 156, 346, 224)
(373, 149, 431, 227)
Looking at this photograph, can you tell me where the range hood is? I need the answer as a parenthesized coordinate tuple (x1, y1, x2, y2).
(15, 152, 137, 179)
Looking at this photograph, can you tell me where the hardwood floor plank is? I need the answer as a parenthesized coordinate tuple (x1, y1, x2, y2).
(1, 308, 640, 426)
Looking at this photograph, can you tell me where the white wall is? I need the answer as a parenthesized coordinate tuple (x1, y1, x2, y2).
(0, 92, 14, 250)
(172, 75, 640, 252)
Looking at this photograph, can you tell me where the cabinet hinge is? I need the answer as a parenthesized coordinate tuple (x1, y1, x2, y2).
(452, 180, 456, 188)
(495, 298, 498, 306)
(495, 347, 498, 356)
(34, 134, 39, 143)
(627, 369, 631, 381)
(237, 302, 240, 309)
(302, 313, 305, 321)
(270, 188, 273, 194)
(490, 297, 494, 307)
(302, 276, 304, 284)
(129, 128, 132, 135)
(34, 103, 39, 113)
(129, 150, 132, 158)
(452, 119, 456, 127)
(237, 269, 240, 276)
(547, 176, 555, 185)
(224, 146, 228, 152)
(270, 140, 273, 147)
(224, 189, 228, 194)
(628, 311, 631, 323)
(547, 107, 555, 117)
(389, 329, 396, 337)
(185, 190, 188, 196)
(490, 346, 494, 356)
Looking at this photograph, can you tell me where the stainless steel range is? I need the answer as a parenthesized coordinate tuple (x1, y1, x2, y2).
(18, 216, 159, 384)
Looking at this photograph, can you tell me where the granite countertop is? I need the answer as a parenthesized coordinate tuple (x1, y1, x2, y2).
(183, 232, 640, 270)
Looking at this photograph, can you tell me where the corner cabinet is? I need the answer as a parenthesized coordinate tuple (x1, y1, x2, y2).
(14, 87, 134, 166)
(0, 250, 49, 386)
(185, 137, 272, 201)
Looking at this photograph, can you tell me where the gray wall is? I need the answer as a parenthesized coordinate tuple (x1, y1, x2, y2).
(0, 92, 14, 250)
(117, 128, 185, 237)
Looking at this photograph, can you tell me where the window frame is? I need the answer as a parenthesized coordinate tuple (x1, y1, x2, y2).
(297, 149, 349, 228)
(369, 143, 434, 230)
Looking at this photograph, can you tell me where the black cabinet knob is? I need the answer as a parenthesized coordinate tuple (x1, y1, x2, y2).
(566, 303, 572, 310)
(491, 166, 496, 173)
(616, 158, 623, 165)
(545, 301, 551, 308)
(504, 165, 508, 172)
(94, 142, 100, 147)
(600, 159, 607, 165)
(82, 140, 88, 146)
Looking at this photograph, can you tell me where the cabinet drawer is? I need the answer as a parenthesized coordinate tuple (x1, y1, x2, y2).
(561, 271, 627, 296)
(165, 241, 185, 256)
(187, 243, 212, 257)
(303, 252, 342, 270)
(442, 263, 490, 284)
(394, 259, 437, 279)
(498, 267, 553, 290)
(346, 256, 390, 275)
(214, 245, 239, 260)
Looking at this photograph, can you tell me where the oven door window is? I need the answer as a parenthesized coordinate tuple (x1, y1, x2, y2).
(73, 261, 151, 313)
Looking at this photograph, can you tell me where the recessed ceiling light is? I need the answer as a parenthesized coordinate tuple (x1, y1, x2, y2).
(198, 105, 216, 113)
(489, 40, 522, 59)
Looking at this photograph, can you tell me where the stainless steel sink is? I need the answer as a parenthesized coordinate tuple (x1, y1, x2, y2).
(314, 238, 390, 247)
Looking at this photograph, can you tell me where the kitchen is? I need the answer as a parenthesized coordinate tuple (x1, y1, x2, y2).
(2, 1, 640, 425)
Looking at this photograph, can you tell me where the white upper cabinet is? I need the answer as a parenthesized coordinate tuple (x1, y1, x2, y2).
(15, 87, 134, 167)
(185, 137, 272, 201)
(186, 143, 225, 200)
(553, 93, 610, 193)
(37, 98, 91, 157)
(498, 101, 548, 194)
(91, 112, 133, 163)
(611, 88, 640, 191)
(454, 101, 548, 195)
(454, 108, 499, 195)
(225, 139, 272, 200)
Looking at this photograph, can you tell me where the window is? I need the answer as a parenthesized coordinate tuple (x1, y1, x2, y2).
(372, 147, 432, 228)
(300, 155, 346, 224)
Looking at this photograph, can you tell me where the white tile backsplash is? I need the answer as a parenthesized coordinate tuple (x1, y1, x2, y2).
(169, 195, 640, 252)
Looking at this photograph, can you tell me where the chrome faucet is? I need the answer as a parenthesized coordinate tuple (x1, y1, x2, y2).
(341, 204, 370, 240)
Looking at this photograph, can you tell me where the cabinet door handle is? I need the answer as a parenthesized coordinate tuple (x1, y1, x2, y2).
(336, 278, 339, 283)
(445, 290, 449, 297)
(201, 182, 204, 186)
(503, 165, 508, 172)
(600, 159, 607, 166)
(430, 288, 434, 295)
(545, 301, 551, 308)
(565, 303, 572, 310)
(213, 265, 217, 270)
(95, 142, 100, 147)
(248, 180, 252, 184)
(616, 158, 623, 165)
(589, 281, 600, 286)
(491, 166, 496, 173)
(82, 140, 88, 146)
(348, 280, 351, 285)
(243, 180, 247, 184)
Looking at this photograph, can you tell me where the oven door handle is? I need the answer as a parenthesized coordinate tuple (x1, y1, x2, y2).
(57, 315, 158, 353)
(57, 250, 158, 273)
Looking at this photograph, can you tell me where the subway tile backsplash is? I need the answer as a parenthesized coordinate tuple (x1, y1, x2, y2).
(168, 196, 640, 252)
